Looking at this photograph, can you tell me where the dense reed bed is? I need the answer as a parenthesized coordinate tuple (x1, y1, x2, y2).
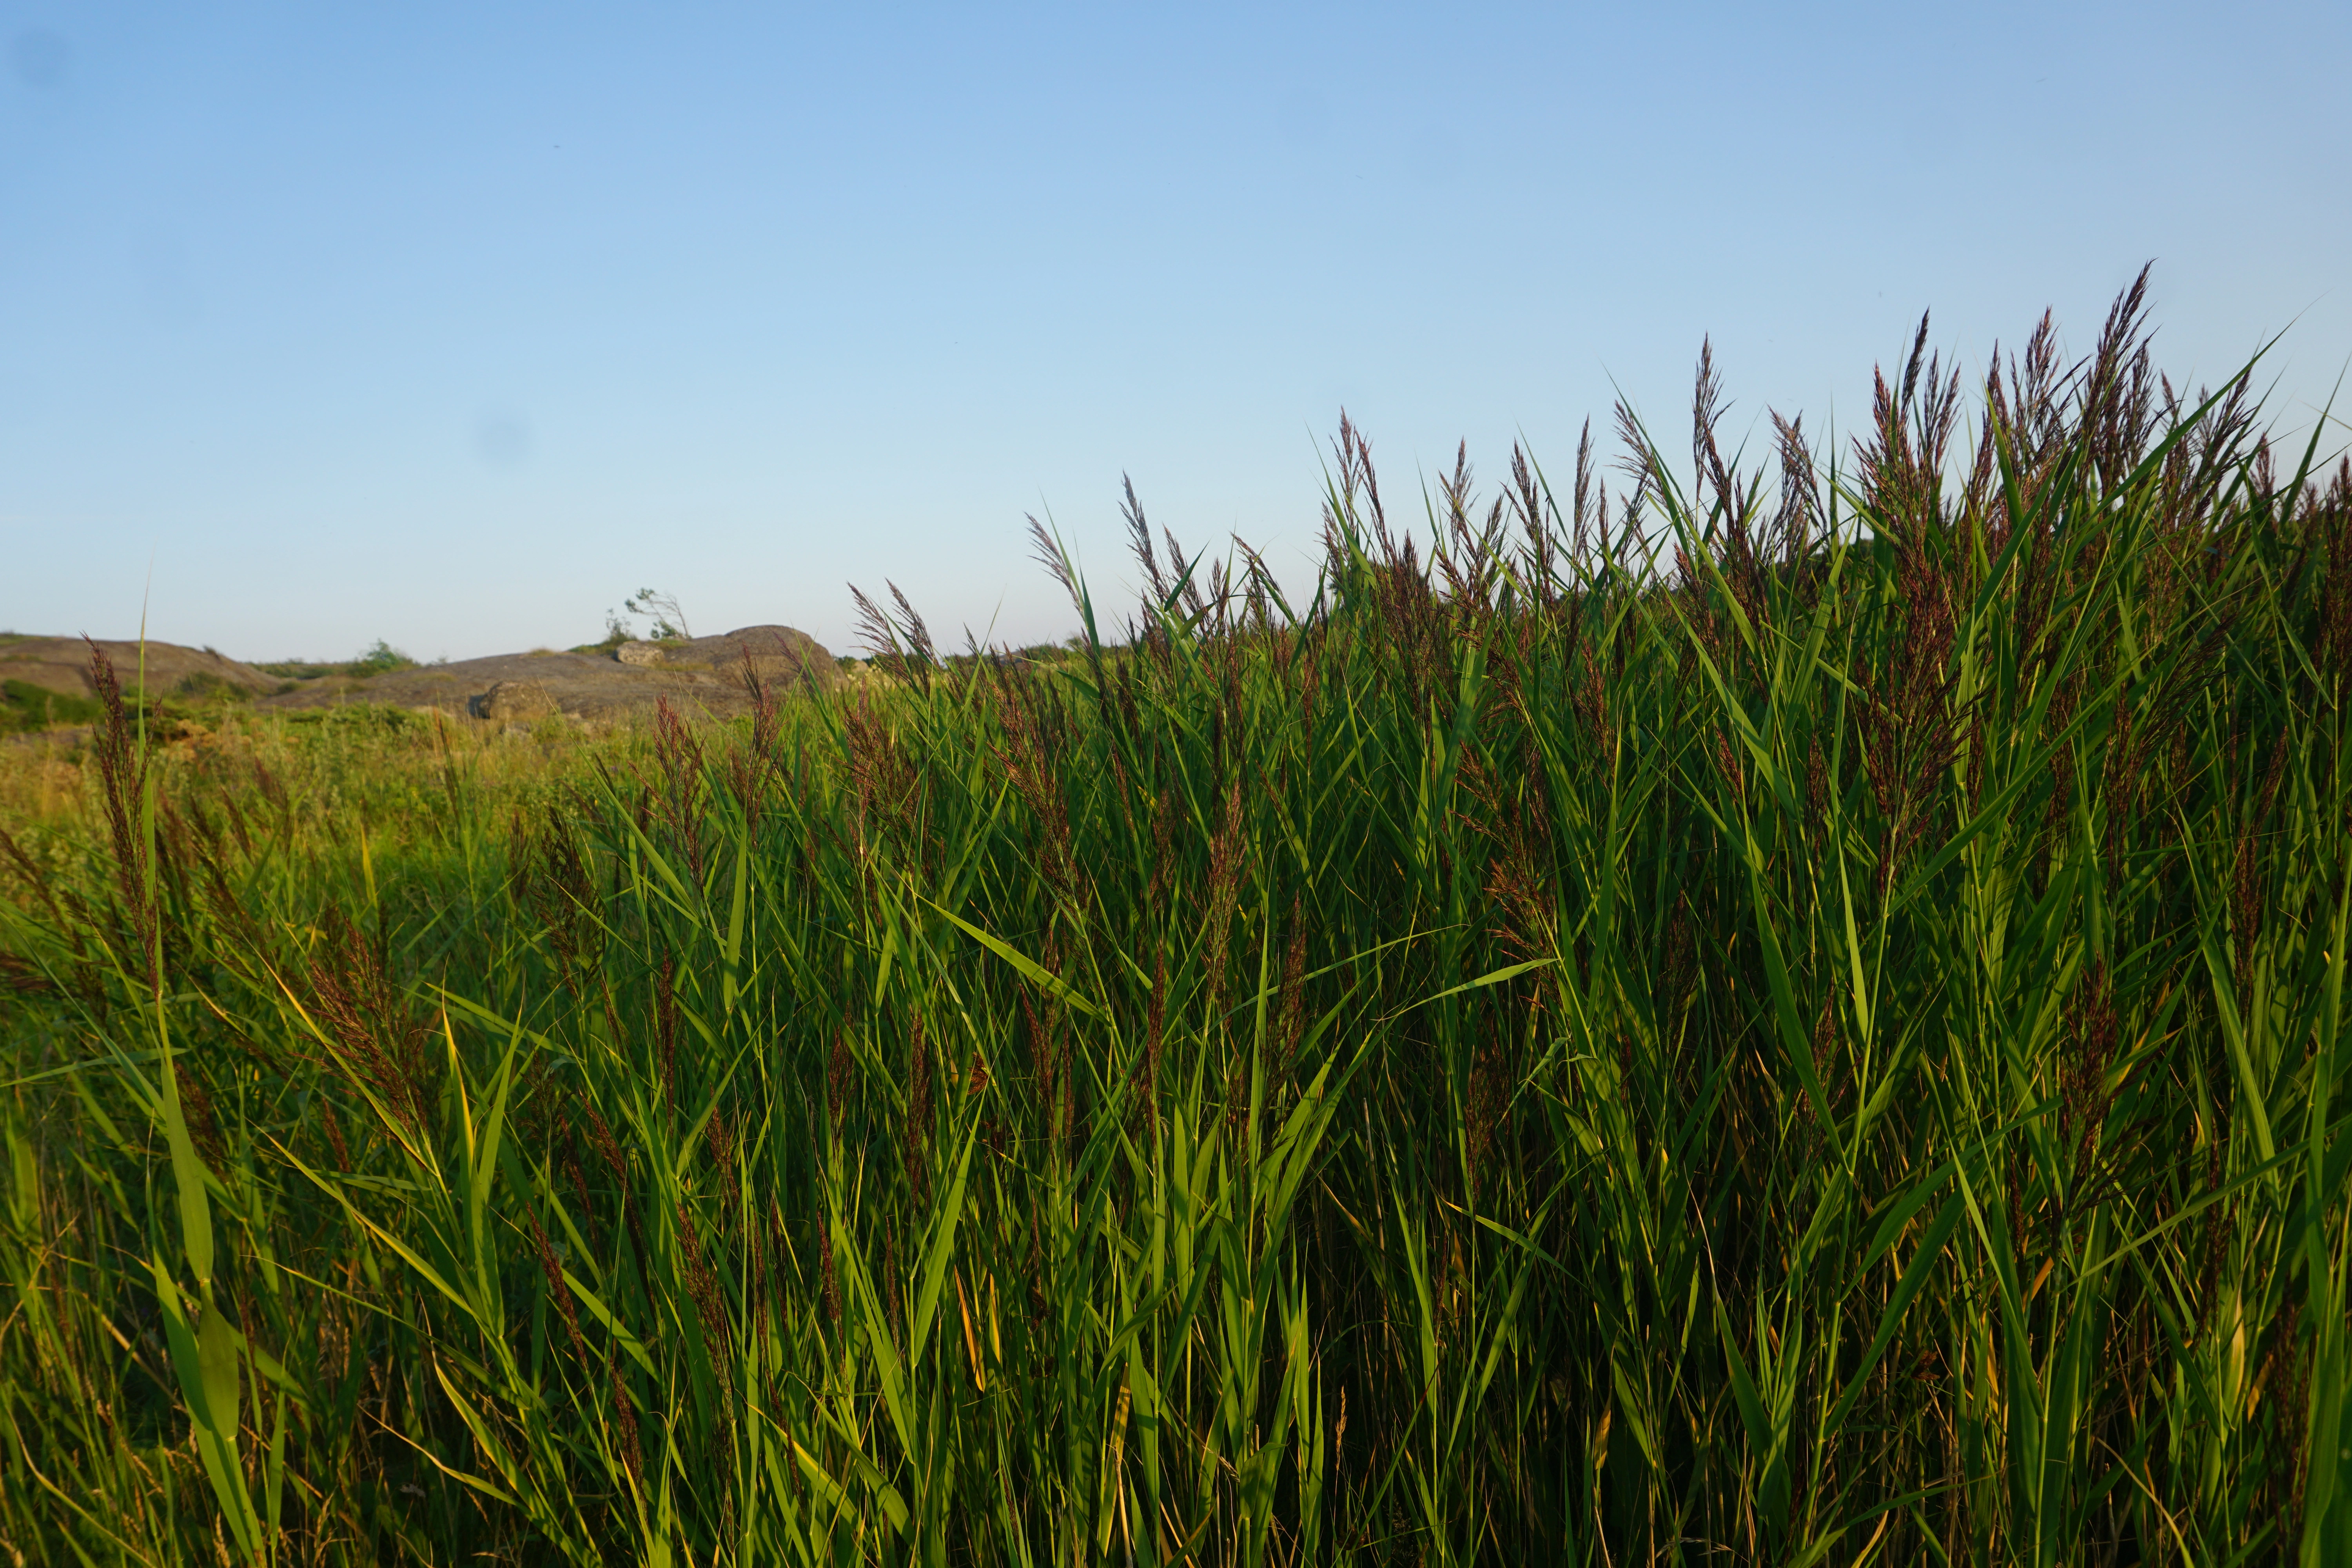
(4, 280, 2350, 1564)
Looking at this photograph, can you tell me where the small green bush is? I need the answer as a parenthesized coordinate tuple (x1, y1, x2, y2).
(350, 639, 414, 678)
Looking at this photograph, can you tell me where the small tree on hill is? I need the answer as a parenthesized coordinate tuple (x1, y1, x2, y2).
(622, 588, 691, 641)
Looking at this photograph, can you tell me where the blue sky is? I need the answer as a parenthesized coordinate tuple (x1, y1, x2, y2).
(4, 2, 2347, 662)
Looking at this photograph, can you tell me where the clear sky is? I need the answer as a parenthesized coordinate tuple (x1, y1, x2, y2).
(5, 2, 2347, 663)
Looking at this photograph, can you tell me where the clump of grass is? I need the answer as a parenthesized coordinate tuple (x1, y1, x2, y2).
(3, 276, 2349, 1565)
(0, 678, 103, 733)
(169, 671, 254, 706)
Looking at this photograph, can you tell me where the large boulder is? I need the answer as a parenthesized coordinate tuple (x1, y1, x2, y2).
(472, 681, 559, 722)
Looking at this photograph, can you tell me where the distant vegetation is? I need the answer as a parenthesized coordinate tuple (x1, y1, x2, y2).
(253, 638, 418, 687)
(2, 278, 2349, 1563)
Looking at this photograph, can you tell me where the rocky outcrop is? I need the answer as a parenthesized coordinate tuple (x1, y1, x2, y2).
(0, 635, 276, 702)
(611, 626, 838, 693)
(4, 626, 844, 730)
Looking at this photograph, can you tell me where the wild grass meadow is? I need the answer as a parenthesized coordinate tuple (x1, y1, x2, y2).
(4, 280, 2350, 1564)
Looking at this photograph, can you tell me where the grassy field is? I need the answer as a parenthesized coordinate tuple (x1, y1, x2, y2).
(4, 286, 2350, 1564)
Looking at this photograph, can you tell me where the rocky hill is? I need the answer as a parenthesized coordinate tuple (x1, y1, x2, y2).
(1, 626, 840, 732)
(2, 635, 278, 730)
(263, 625, 839, 723)
(1, 634, 278, 702)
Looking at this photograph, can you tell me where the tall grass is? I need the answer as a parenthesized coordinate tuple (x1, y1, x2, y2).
(4, 279, 2349, 1564)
